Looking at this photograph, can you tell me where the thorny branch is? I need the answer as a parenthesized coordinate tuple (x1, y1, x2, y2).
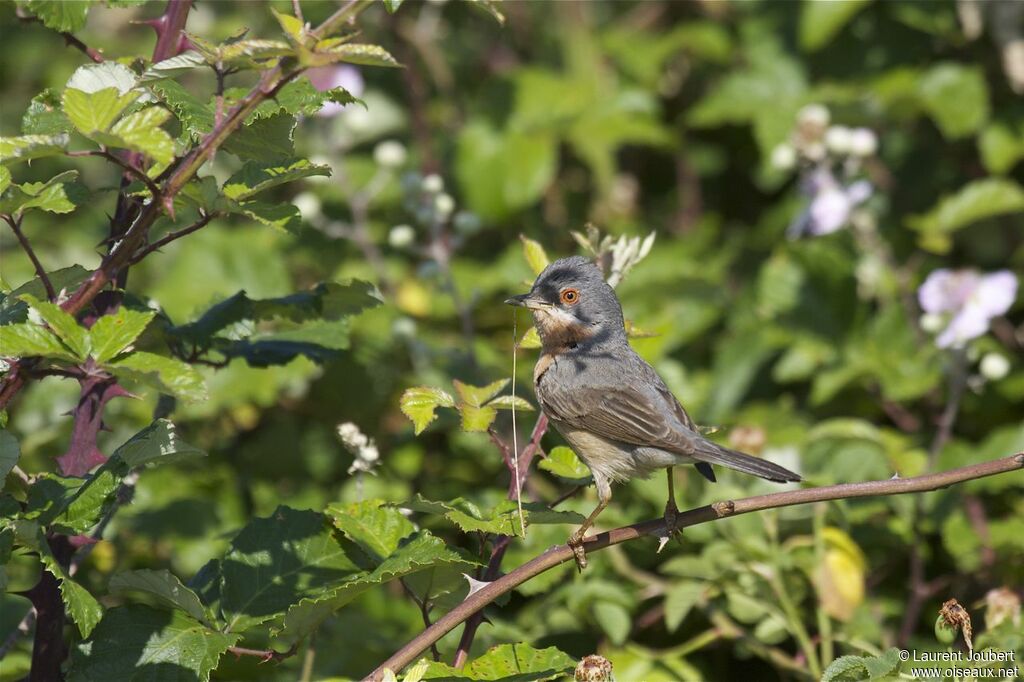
(368, 453, 1024, 680)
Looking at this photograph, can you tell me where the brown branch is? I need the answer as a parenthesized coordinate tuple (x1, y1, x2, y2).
(61, 31, 104, 63)
(367, 453, 1024, 680)
(127, 211, 216, 265)
(2, 214, 55, 300)
(227, 643, 299, 664)
(452, 414, 548, 667)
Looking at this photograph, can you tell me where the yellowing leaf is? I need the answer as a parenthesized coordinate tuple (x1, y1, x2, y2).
(400, 387, 456, 435)
(520, 235, 549, 275)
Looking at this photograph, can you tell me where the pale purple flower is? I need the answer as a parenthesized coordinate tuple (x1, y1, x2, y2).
(918, 269, 1018, 348)
(788, 169, 872, 238)
(306, 65, 365, 117)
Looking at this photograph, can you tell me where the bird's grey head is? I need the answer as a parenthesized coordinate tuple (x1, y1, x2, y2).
(505, 256, 626, 352)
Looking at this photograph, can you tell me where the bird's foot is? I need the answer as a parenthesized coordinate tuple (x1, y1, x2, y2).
(567, 530, 588, 571)
(657, 500, 683, 554)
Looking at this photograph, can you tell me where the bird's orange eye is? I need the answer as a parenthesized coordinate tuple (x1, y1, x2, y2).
(560, 288, 580, 305)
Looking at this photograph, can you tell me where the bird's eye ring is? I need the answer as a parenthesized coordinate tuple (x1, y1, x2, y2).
(560, 288, 580, 305)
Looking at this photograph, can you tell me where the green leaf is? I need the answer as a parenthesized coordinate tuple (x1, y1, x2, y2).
(464, 0, 505, 26)
(0, 133, 70, 162)
(400, 387, 456, 434)
(223, 113, 296, 161)
(2, 266, 89, 325)
(453, 379, 508, 407)
(1, 170, 88, 217)
(319, 43, 401, 68)
(0, 429, 20, 480)
(459, 404, 497, 432)
(219, 507, 362, 632)
(519, 235, 549, 275)
(0, 322, 79, 361)
(106, 351, 207, 402)
(271, 7, 305, 42)
(66, 61, 137, 95)
(150, 79, 214, 141)
(10, 520, 103, 637)
(538, 446, 592, 483)
(420, 643, 575, 681)
(62, 87, 140, 135)
(382, 0, 404, 13)
(917, 63, 990, 139)
(0, 166, 9, 196)
(400, 496, 583, 537)
(222, 158, 331, 201)
(231, 200, 302, 233)
(20, 294, 89, 359)
(88, 307, 156, 363)
(108, 570, 211, 625)
(593, 600, 631, 645)
(907, 178, 1024, 251)
(22, 89, 72, 135)
(112, 419, 206, 468)
(69, 606, 239, 682)
(800, 0, 872, 52)
(979, 122, 1024, 175)
(23, 0, 89, 32)
(486, 395, 534, 411)
(821, 655, 871, 682)
(140, 50, 207, 82)
(96, 106, 175, 165)
(664, 581, 704, 633)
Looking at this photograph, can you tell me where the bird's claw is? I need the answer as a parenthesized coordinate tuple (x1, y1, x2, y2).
(657, 501, 683, 554)
(567, 531, 588, 570)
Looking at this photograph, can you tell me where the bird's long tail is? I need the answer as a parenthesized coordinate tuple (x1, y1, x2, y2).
(691, 438, 801, 483)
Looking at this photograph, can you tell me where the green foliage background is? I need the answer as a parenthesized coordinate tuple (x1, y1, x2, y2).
(1, 0, 1022, 680)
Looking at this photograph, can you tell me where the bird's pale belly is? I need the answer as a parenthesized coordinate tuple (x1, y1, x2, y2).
(553, 421, 683, 485)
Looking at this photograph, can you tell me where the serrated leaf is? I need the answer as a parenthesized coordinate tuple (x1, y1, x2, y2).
(538, 446, 591, 482)
(0, 133, 69, 162)
(382, 0, 404, 13)
(62, 87, 140, 134)
(420, 643, 574, 681)
(246, 79, 351, 121)
(140, 50, 207, 82)
(453, 378, 508, 407)
(0, 429, 20, 480)
(459, 404, 497, 432)
(88, 307, 156, 363)
(517, 326, 541, 349)
(1, 170, 88, 218)
(112, 419, 206, 468)
(22, 89, 71, 135)
(23, 0, 89, 32)
(20, 294, 89, 358)
(66, 62, 136, 94)
(149, 79, 214, 141)
(320, 43, 401, 68)
(486, 395, 534, 411)
(799, 0, 871, 52)
(106, 351, 207, 402)
(109, 569, 211, 625)
(219, 507, 362, 632)
(69, 606, 238, 682)
(271, 7, 305, 41)
(399, 496, 583, 537)
(464, 0, 506, 26)
(519, 235, 549, 275)
(231, 199, 302, 233)
(223, 113, 296, 161)
(10, 520, 102, 637)
(0, 166, 9, 195)
(400, 387, 456, 434)
(0, 322, 79, 361)
(821, 655, 870, 682)
(93, 106, 175, 165)
(222, 158, 331, 201)
(863, 648, 902, 679)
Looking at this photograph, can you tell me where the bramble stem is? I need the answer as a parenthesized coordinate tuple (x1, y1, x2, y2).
(367, 453, 1024, 680)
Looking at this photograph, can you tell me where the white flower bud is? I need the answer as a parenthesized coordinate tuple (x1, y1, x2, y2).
(292, 192, 321, 222)
(849, 127, 878, 157)
(920, 313, 945, 333)
(373, 140, 407, 169)
(825, 125, 853, 154)
(803, 141, 827, 162)
(388, 224, 416, 248)
(770, 143, 797, 171)
(360, 445, 379, 463)
(434, 192, 455, 218)
(392, 317, 417, 337)
(798, 104, 830, 130)
(421, 173, 444, 193)
(980, 353, 1010, 381)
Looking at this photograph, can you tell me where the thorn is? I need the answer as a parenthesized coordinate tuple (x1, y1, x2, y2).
(656, 535, 670, 554)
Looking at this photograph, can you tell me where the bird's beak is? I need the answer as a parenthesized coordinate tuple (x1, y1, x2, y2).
(504, 293, 549, 310)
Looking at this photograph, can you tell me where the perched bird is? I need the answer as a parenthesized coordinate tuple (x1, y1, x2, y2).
(506, 256, 801, 568)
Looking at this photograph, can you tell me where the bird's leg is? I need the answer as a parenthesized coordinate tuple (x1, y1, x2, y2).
(658, 467, 683, 553)
(567, 482, 611, 571)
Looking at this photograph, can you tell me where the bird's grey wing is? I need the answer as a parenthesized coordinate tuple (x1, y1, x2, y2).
(539, 381, 697, 452)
